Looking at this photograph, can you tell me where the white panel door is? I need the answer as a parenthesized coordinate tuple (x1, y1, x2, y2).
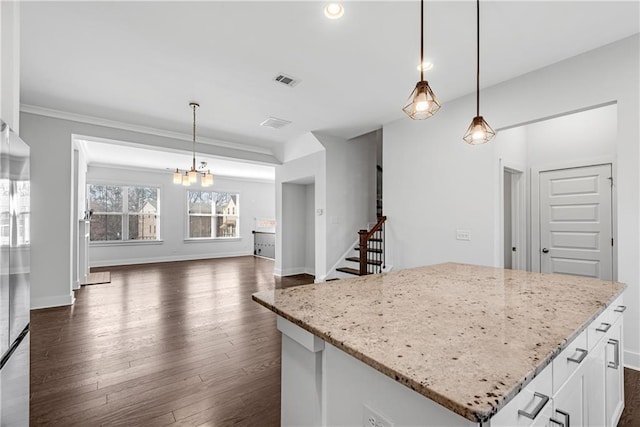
(539, 164, 612, 279)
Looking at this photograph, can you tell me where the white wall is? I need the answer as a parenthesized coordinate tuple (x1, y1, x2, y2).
(19, 111, 278, 309)
(87, 165, 275, 266)
(305, 184, 315, 274)
(526, 103, 617, 168)
(316, 131, 378, 273)
(281, 183, 309, 276)
(383, 35, 640, 368)
(0, 1, 20, 133)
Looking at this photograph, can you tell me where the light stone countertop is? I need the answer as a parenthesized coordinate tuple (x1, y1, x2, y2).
(252, 263, 626, 423)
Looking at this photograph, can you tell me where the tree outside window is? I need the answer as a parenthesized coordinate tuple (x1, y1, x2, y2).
(88, 184, 159, 242)
(188, 190, 239, 239)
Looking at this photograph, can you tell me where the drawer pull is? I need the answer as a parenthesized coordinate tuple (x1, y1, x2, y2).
(596, 322, 611, 333)
(614, 305, 627, 313)
(567, 348, 588, 364)
(517, 392, 549, 420)
(555, 409, 570, 427)
(608, 339, 620, 369)
(550, 419, 565, 427)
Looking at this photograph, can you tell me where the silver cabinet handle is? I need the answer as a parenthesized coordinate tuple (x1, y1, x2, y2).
(518, 392, 549, 419)
(608, 338, 620, 369)
(550, 419, 565, 427)
(556, 409, 570, 427)
(596, 322, 611, 333)
(567, 348, 588, 364)
(614, 305, 627, 313)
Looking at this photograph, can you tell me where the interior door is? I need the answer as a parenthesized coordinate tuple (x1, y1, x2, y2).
(539, 164, 613, 279)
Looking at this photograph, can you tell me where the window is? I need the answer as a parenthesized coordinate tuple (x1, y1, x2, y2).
(187, 190, 239, 239)
(88, 184, 160, 242)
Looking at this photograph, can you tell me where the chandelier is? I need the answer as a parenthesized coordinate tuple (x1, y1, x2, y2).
(173, 102, 214, 186)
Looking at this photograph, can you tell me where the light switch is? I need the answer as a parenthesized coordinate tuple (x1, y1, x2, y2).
(456, 229, 471, 241)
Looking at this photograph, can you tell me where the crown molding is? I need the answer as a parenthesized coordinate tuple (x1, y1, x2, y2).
(20, 104, 275, 156)
(88, 162, 275, 183)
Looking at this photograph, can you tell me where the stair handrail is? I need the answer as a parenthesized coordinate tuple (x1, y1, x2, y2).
(358, 216, 387, 276)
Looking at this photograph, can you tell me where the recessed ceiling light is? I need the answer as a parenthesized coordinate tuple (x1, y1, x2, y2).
(324, 3, 344, 19)
(417, 61, 434, 72)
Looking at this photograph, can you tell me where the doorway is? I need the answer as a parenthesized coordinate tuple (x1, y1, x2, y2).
(281, 179, 315, 276)
(503, 168, 525, 270)
(535, 164, 613, 280)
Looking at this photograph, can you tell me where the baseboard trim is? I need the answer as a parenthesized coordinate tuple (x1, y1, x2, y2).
(89, 251, 253, 268)
(624, 350, 640, 370)
(31, 293, 75, 310)
(278, 267, 308, 277)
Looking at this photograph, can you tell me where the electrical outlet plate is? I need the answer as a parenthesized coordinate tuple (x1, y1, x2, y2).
(363, 405, 394, 427)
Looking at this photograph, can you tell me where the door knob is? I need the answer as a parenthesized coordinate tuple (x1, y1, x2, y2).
(542, 248, 549, 253)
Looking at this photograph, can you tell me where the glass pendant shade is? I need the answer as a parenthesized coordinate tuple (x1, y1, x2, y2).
(463, 116, 495, 145)
(205, 172, 214, 187)
(402, 81, 441, 120)
(182, 174, 190, 186)
(188, 169, 198, 183)
(173, 169, 182, 184)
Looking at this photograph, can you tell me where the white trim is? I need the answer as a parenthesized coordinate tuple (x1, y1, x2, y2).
(624, 350, 640, 371)
(277, 267, 309, 277)
(31, 293, 75, 310)
(184, 237, 242, 243)
(21, 104, 275, 156)
(89, 251, 253, 268)
(90, 240, 164, 247)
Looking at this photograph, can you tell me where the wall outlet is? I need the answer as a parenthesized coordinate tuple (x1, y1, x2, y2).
(456, 229, 471, 241)
(363, 405, 394, 427)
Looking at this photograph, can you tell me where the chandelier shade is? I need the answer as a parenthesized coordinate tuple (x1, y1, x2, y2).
(462, 115, 495, 145)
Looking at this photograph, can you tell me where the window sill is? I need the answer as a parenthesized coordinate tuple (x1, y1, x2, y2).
(90, 240, 164, 247)
(183, 237, 242, 243)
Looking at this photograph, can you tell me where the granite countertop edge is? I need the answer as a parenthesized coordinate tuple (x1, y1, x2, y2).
(252, 283, 626, 423)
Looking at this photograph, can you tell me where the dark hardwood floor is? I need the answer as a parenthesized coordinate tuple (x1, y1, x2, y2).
(30, 256, 640, 426)
(30, 256, 313, 426)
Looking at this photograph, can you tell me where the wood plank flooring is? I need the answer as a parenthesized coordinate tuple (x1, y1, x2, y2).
(30, 256, 313, 426)
(30, 256, 640, 426)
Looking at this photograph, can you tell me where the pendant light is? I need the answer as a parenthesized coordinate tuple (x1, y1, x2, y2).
(463, 0, 495, 144)
(402, 0, 440, 120)
(173, 102, 214, 187)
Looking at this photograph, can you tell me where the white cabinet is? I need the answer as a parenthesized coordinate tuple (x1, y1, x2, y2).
(492, 295, 625, 427)
(586, 336, 607, 427)
(550, 361, 586, 426)
(604, 318, 623, 426)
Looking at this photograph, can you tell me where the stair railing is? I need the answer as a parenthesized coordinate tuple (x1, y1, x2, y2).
(358, 215, 387, 275)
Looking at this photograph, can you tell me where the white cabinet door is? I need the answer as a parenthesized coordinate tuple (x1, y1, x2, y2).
(552, 363, 586, 427)
(586, 336, 606, 427)
(605, 320, 623, 427)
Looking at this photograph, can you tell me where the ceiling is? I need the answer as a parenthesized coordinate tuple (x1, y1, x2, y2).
(20, 1, 640, 174)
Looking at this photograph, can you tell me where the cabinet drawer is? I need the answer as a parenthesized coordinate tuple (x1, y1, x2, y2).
(587, 308, 611, 351)
(553, 330, 588, 394)
(491, 364, 552, 427)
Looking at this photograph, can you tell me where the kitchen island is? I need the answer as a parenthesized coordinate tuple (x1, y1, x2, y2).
(252, 263, 626, 426)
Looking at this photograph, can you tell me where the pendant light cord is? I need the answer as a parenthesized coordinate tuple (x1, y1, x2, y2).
(476, 0, 480, 117)
(420, 0, 424, 82)
(192, 103, 197, 171)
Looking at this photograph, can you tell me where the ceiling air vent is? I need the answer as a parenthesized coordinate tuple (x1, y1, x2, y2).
(260, 117, 292, 130)
(273, 73, 300, 87)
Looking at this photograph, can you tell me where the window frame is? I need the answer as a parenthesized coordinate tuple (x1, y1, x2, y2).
(88, 183, 161, 244)
(185, 189, 240, 241)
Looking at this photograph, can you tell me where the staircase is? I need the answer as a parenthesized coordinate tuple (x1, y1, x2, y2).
(336, 216, 386, 276)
